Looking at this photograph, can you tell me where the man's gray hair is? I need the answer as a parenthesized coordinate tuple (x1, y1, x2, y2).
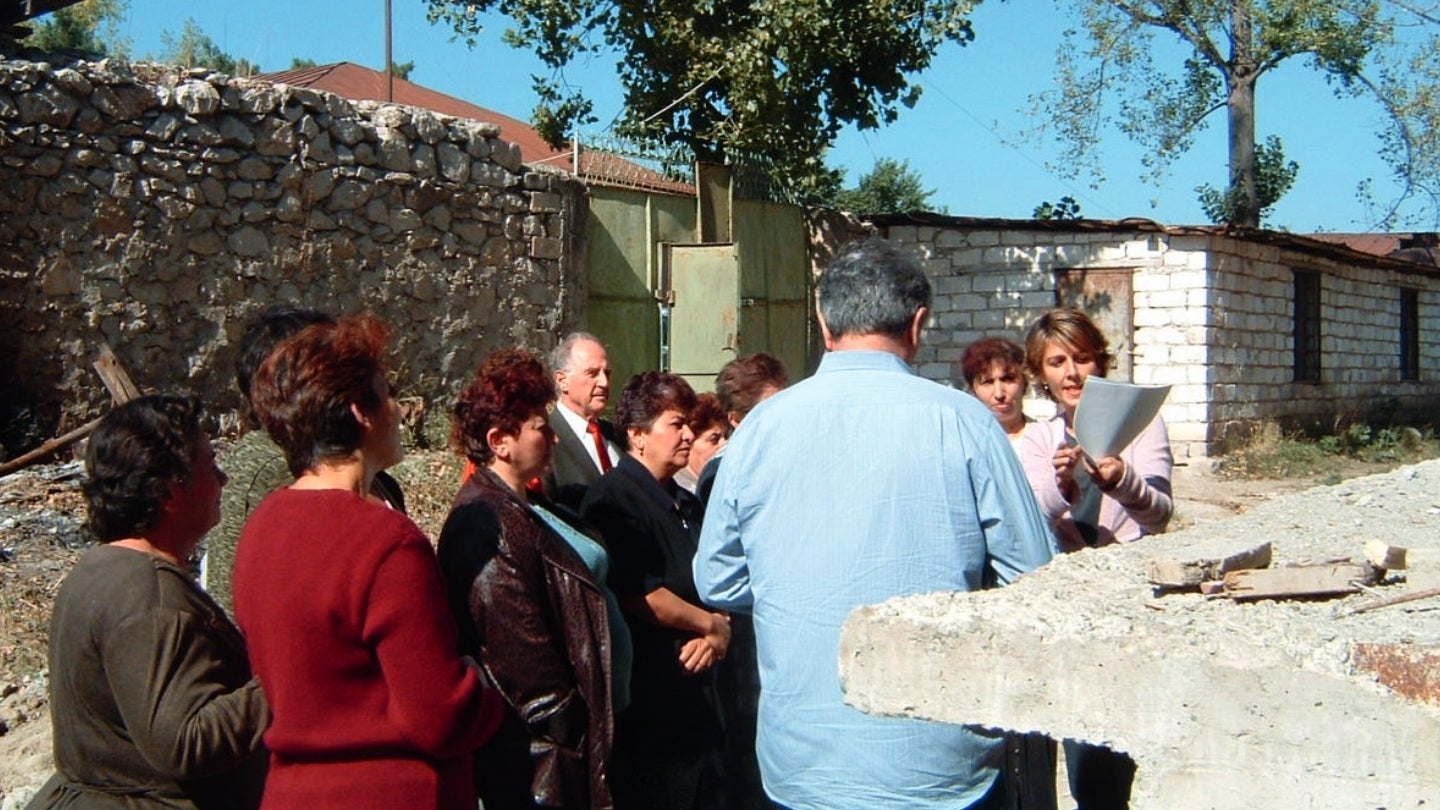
(550, 331, 603, 374)
(817, 238, 933, 339)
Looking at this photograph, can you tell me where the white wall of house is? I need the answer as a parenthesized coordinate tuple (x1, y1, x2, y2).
(875, 221, 1440, 462)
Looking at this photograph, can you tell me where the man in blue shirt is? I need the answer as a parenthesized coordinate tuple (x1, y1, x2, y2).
(694, 237, 1056, 809)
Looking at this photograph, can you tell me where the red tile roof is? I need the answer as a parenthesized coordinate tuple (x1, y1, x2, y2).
(258, 62, 693, 194)
(1301, 233, 1407, 256)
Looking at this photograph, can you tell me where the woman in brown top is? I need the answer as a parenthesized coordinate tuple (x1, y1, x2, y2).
(30, 394, 267, 810)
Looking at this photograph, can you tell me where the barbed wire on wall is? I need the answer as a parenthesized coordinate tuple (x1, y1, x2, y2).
(572, 132, 797, 205)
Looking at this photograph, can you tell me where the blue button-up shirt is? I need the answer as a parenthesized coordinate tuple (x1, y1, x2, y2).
(695, 350, 1056, 809)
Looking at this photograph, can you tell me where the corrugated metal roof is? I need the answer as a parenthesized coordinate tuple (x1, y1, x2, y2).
(258, 62, 694, 196)
(863, 213, 1440, 277)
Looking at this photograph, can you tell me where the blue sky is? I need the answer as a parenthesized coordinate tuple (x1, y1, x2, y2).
(112, 0, 1420, 233)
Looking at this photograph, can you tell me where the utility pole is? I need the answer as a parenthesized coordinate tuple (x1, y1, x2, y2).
(385, 0, 393, 102)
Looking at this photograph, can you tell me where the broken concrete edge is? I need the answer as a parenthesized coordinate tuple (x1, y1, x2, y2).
(838, 589, 1440, 808)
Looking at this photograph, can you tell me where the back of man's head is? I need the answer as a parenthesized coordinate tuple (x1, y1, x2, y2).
(817, 238, 932, 340)
(236, 305, 333, 407)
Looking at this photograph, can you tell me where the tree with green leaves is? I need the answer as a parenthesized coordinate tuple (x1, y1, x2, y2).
(833, 158, 940, 215)
(159, 18, 259, 76)
(22, 0, 129, 59)
(1032, 0, 1440, 228)
(427, 0, 981, 194)
(1195, 134, 1298, 225)
(1033, 195, 1083, 220)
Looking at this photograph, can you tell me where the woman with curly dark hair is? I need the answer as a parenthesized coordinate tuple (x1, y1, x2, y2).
(437, 348, 630, 810)
(580, 372, 729, 810)
(32, 394, 268, 810)
(232, 315, 503, 810)
(958, 336, 1033, 451)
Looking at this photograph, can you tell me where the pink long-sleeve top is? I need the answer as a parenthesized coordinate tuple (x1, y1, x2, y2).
(1020, 415, 1174, 552)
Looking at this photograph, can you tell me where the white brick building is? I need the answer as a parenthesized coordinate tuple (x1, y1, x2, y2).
(858, 215, 1440, 462)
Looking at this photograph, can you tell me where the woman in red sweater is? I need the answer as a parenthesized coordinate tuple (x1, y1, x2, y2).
(233, 315, 503, 810)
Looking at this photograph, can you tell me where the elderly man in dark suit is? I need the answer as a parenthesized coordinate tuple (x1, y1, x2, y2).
(543, 332, 621, 511)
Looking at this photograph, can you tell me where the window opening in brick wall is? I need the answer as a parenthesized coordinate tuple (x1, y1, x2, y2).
(1400, 287, 1420, 381)
(1292, 270, 1322, 382)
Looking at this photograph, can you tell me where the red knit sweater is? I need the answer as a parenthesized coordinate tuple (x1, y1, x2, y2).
(234, 487, 502, 810)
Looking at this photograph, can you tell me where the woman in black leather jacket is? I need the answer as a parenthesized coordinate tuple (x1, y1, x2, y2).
(438, 349, 631, 810)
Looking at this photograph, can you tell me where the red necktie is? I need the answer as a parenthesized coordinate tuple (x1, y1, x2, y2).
(587, 419, 612, 473)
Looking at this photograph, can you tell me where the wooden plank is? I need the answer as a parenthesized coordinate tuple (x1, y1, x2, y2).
(1346, 586, 1440, 616)
(92, 343, 141, 405)
(1363, 540, 1440, 571)
(1146, 540, 1273, 588)
(0, 416, 103, 476)
(0, 344, 140, 477)
(1224, 563, 1377, 602)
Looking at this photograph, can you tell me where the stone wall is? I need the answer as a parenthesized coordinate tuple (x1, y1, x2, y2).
(868, 220, 1440, 460)
(0, 56, 585, 452)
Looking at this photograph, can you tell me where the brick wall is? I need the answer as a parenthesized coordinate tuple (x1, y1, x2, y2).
(869, 221, 1440, 460)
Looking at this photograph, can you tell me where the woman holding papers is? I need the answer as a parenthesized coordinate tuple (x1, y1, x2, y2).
(1020, 308, 1173, 552)
(1020, 308, 1172, 810)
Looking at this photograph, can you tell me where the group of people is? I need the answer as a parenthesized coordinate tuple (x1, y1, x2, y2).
(32, 236, 1171, 810)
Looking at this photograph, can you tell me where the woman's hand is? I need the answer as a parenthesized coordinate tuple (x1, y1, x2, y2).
(703, 612, 731, 659)
(677, 613, 731, 674)
(678, 638, 717, 673)
(1085, 455, 1127, 492)
(1052, 445, 1082, 502)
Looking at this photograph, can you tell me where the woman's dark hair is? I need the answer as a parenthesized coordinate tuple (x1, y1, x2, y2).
(83, 394, 204, 543)
(249, 315, 391, 478)
(714, 352, 788, 424)
(614, 372, 697, 450)
(958, 336, 1028, 388)
(235, 305, 333, 427)
(452, 349, 555, 466)
(689, 392, 727, 436)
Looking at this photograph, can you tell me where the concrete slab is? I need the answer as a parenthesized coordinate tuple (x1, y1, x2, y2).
(840, 460, 1440, 808)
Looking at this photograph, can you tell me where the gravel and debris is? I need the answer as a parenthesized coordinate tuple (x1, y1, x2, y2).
(0, 450, 1432, 803)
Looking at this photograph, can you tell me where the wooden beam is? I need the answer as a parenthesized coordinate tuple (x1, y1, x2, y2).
(0, 344, 141, 477)
(1224, 563, 1377, 602)
(1146, 540, 1272, 589)
(92, 343, 141, 405)
(0, 416, 103, 476)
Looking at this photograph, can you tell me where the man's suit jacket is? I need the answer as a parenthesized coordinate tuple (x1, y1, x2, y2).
(543, 408, 618, 513)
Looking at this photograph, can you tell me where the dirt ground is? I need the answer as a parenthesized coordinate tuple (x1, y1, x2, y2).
(0, 448, 1416, 805)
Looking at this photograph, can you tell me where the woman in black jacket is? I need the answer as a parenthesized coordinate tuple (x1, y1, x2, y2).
(581, 372, 730, 810)
(438, 349, 630, 810)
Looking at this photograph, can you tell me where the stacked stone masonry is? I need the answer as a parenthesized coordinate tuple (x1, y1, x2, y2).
(877, 223, 1440, 461)
(0, 56, 584, 449)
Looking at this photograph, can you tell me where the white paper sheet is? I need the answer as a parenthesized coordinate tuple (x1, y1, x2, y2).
(1072, 377, 1171, 458)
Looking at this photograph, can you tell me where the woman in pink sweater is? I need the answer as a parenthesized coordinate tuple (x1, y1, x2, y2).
(1019, 308, 1173, 552)
(1018, 308, 1171, 809)
(233, 315, 502, 810)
